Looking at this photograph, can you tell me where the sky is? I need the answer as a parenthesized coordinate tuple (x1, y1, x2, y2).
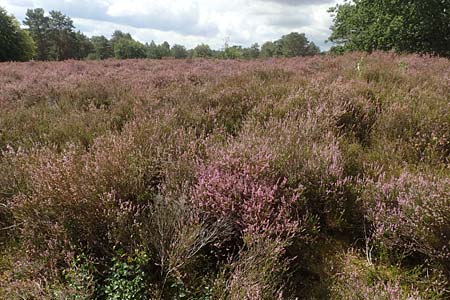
(0, 0, 343, 51)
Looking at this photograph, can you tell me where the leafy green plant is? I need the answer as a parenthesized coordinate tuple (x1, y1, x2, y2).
(62, 254, 95, 300)
(104, 250, 150, 300)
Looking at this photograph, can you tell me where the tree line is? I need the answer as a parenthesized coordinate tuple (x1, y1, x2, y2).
(0, 7, 320, 62)
(328, 0, 450, 57)
(2, 0, 450, 62)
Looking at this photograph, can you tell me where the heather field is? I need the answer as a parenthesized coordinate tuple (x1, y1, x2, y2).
(0, 53, 449, 299)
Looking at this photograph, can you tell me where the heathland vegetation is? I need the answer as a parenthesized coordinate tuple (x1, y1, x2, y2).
(0, 1, 450, 299)
(0, 52, 449, 299)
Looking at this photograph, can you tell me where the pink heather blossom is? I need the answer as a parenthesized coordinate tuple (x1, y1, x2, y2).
(191, 150, 299, 238)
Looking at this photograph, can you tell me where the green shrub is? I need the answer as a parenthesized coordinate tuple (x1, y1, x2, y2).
(104, 251, 150, 300)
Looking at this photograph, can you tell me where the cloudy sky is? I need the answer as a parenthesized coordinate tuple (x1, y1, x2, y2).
(0, 0, 342, 50)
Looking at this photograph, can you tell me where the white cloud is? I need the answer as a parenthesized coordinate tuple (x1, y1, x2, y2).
(0, 0, 340, 50)
(258, 0, 333, 6)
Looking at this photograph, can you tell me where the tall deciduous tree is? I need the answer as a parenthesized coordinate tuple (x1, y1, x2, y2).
(111, 30, 132, 44)
(224, 44, 243, 59)
(111, 30, 147, 59)
(193, 43, 213, 58)
(279, 32, 308, 57)
(171, 44, 188, 59)
(0, 7, 35, 62)
(145, 41, 161, 59)
(260, 33, 320, 58)
(243, 43, 260, 59)
(89, 35, 113, 60)
(159, 41, 171, 58)
(278, 32, 320, 57)
(260, 41, 280, 58)
(73, 31, 94, 59)
(328, 0, 450, 56)
(113, 38, 146, 59)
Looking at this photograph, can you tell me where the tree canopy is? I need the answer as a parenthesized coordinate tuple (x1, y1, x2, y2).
(89, 35, 113, 60)
(279, 32, 320, 57)
(328, 0, 450, 56)
(23, 8, 49, 60)
(171, 44, 188, 59)
(193, 44, 213, 58)
(0, 7, 35, 62)
(113, 38, 146, 59)
(260, 32, 320, 58)
(24, 8, 94, 60)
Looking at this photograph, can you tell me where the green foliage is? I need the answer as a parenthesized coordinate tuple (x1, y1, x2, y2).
(260, 32, 320, 58)
(48, 10, 76, 60)
(73, 31, 94, 59)
(17, 28, 36, 61)
(63, 254, 95, 300)
(104, 251, 150, 300)
(159, 41, 171, 58)
(171, 44, 188, 59)
(114, 38, 146, 59)
(24, 8, 94, 61)
(111, 30, 132, 44)
(278, 32, 319, 57)
(260, 41, 280, 58)
(222, 42, 244, 59)
(2, 6, 322, 62)
(144, 41, 174, 59)
(193, 43, 213, 58)
(0, 7, 35, 61)
(243, 43, 260, 59)
(213, 43, 260, 60)
(329, 0, 450, 56)
(145, 41, 161, 59)
(90, 35, 114, 60)
(23, 8, 50, 60)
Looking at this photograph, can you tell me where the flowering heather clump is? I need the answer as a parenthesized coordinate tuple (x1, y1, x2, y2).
(236, 112, 352, 231)
(363, 171, 450, 270)
(1, 53, 449, 299)
(191, 147, 299, 238)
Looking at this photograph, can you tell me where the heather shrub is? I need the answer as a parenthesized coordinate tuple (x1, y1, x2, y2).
(330, 251, 446, 300)
(212, 235, 291, 300)
(0, 97, 134, 151)
(373, 100, 450, 165)
(7, 116, 204, 263)
(370, 68, 450, 166)
(10, 145, 112, 264)
(1, 53, 449, 299)
(0, 145, 36, 244)
(0, 250, 95, 300)
(362, 171, 450, 273)
(251, 68, 293, 83)
(133, 194, 232, 294)
(191, 147, 299, 238)
(238, 111, 354, 232)
(167, 68, 293, 137)
(357, 54, 406, 85)
(336, 91, 379, 146)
